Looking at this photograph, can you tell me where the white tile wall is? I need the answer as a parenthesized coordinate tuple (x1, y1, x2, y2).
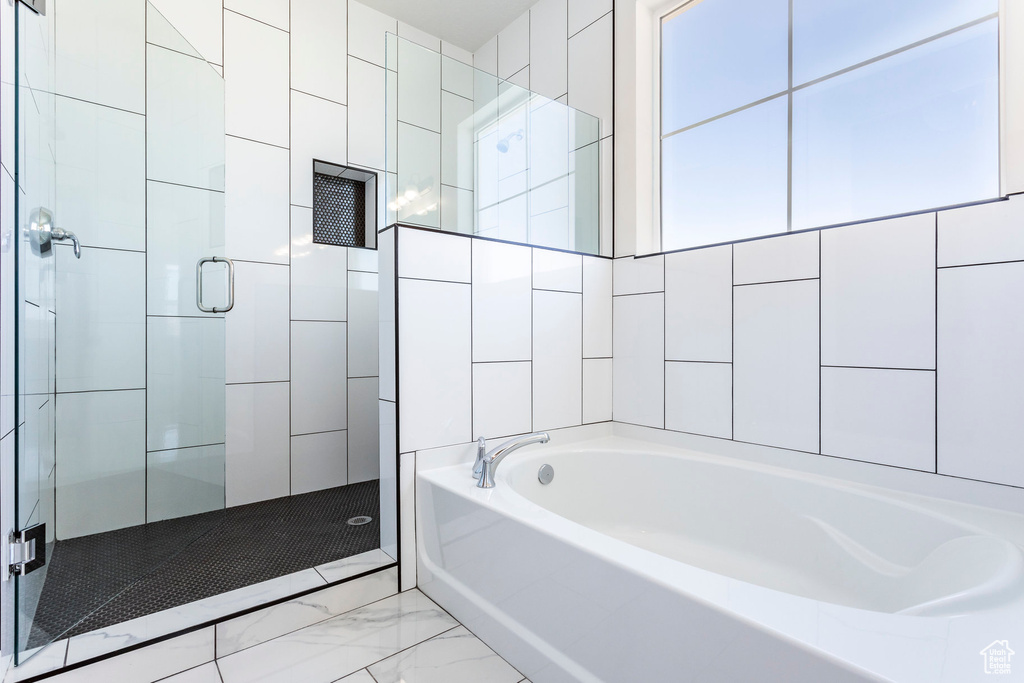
(582, 357, 612, 424)
(290, 206, 349, 322)
(149, 0, 222, 65)
(938, 195, 1024, 267)
(567, 12, 612, 136)
(225, 136, 290, 264)
(225, 262, 290, 384)
(734, 230, 819, 285)
(291, 321, 348, 435)
(224, 10, 289, 147)
(349, 270, 380, 377)
(613, 255, 663, 295)
(665, 362, 732, 439)
(291, 0, 348, 104)
(397, 39, 441, 132)
(665, 245, 732, 362)
(498, 12, 530, 80)
(530, 0, 568, 100)
(582, 257, 612, 358)
(568, 0, 612, 37)
(147, 444, 226, 522)
(472, 240, 532, 362)
(348, 58, 387, 171)
(474, 36, 498, 76)
(821, 214, 935, 369)
(291, 431, 348, 495)
(473, 362, 532, 438)
(348, 1, 396, 67)
(226, 382, 290, 506)
(398, 229, 471, 283)
(533, 290, 583, 430)
(290, 90, 349, 207)
(533, 249, 583, 292)
(348, 377, 381, 482)
(224, 0, 289, 31)
(613, 293, 664, 428)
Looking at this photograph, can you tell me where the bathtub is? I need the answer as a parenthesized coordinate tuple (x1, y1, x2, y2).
(416, 434, 1024, 682)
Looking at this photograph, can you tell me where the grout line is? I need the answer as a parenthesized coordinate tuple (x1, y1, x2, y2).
(224, 7, 289, 34)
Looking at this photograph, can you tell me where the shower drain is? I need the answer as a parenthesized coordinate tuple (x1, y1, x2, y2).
(347, 516, 373, 526)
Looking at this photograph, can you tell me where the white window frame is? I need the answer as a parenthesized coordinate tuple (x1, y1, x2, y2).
(617, 0, 1024, 257)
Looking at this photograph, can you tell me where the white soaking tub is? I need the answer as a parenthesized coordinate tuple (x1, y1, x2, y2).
(416, 435, 1024, 683)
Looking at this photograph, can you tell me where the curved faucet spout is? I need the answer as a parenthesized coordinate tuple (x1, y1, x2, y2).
(477, 432, 549, 488)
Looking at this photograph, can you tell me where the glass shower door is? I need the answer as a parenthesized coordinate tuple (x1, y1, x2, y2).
(11, 0, 227, 664)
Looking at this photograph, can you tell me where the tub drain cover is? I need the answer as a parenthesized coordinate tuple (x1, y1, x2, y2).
(347, 516, 373, 526)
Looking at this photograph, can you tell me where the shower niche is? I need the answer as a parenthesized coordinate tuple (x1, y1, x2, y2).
(312, 161, 378, 250)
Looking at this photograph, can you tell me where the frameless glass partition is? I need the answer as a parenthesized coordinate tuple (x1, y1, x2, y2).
(385, 34, 602, 255)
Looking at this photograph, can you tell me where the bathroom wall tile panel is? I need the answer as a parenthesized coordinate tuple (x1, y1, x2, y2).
(733, 280, 819, 453)
(441, 41, 473, 65)
(473, 240, 532, 362)
(55, 390, 146, 539)
(821, 213, 936, 369)
(821, 367, 935, 471)
(147, 445, 226, 523)
(349, 1, 397, 67)
(55, 97, 145, 252)
(442, 54, 474, 100)
(379, 400, 398, 559)
(224, 0, 289, 30)
(291, 206, 348, 322)
(613, 293, 664, 427)
(225, 262, 290, 384)
(47, 629, 214, 683)
(398, 228, 472, 283)
(441, 185, 475, 235)
(397, 39, 441, 132)
(600, 136, 613, 256)
(397, 22, 441, 51)
(224, 11, 289, 147)
(348, 270, 380, 377)
(582, 358, 612, 424)
(938, 195, 1024, 266)
(226, 382, 290, 506)
(474, 362, 533, 439)
(348, 378, 381, 483)
(55, 0, 145, 113)
(568, 0, 612, 38)
(379, 230, 397, 402)
(533, 248, 583, 293)
(225, 136, 290, 264)
(146, 44, 225, 191)
(291, 90, 349, 208)
(567, 13, 612, 136)
(290, 431, 348, 495)
(733, 230, 819, 285)
(395, 123, 441, 228)
(149, 0, 222, 65)
(533, 290, 583, 430)
(613, 254, 664, 295)
(55, 247, 145, 393)
(146, 183, 226, 318)
(398, 279, 472, 451)
(665, 245, 732, 362)
(291, 321, 348, 435)
(147, 316, 226, 451)
(291, 0, 347, 104)
(498, 12, 530, 80)
(475, 36, 499, 76)
(348, 58, 387, 172)
(399, 451, 417, 589)
(349, 247, 379, 274)
(665, 361, 732, 439)
(938, 262, 1024, 488)
(441, 91, 474, 190)
(508, 65, 530, 90)
(530, 0, 568, 101)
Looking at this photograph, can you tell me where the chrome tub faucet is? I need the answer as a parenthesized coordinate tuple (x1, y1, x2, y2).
(473, 432, 550, 488)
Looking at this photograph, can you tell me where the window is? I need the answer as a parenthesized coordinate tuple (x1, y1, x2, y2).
(659, 0, 1000, 252)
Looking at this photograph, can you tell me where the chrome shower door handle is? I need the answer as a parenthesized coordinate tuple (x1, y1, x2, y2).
(196, 256, 235, 313)
(51, 228, 80, 259)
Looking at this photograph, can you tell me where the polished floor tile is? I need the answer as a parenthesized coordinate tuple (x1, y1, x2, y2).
(367, 625, 523, 683)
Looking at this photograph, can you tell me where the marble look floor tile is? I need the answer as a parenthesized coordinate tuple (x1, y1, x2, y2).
(315, 548, 395, 583)
(333, 670, 375, 683)
(367, 625, 523, 683)
(217, 568, 398, 656)
(216, 590, 457, 683)
(5, 641, 68, 682)
(48, 629, 213, 683)
(158, 662, 222, 683)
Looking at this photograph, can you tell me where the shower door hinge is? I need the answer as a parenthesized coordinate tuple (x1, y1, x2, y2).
(8, 524, 46, 578)
(17, 0, 46, 16)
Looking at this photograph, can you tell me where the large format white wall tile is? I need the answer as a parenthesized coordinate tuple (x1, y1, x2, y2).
(290, 206, 348, 322)
(442, 53, 474, 99)
(291, 0, 347, 104)
(613, 255, 664, 295)
(582, 257, 612, 358)
(534, 291, 583, 430)
(474, 362, 532, 439)
(821, 213, 935, 369)
(146, 182, 225, 317)
(226, 136, 290, 264)
(498, 12, 530, 80)
(56, 390, 146, 538)
(534, 249, 583, 292)
(224, 11, 289, 147)
(348, 270, 379, 377)
(397, 22, 440, 51)
(473, 240, 531, 362)
(149, 0, 222, 65)
(348, 1, 396, 67)
(734, 231, 819, 285)
(226, 382, 290, 506)
(396, 122, 441, 228)
(613, 293, 664, 427)
(822, 367, 934, 471)
(475, 36, 498, 76)
(378, 229, 397, 402)
(567, 12, 612, 136)
(530, 0, 568, 100)
(291, 90, 349, 207)
(379, 400, 397, 559)
(568, 0, 612, 37)
(147, 444, 225, 522)
(398, 279, 471, 451)
(225, 0, 289, 31)
(399, 450, 417, 589)
(938, 196, 1024, 267)
(348, 378, 380, 483)
(398, 228, 471, 282)
(348, 58, 387, 172)
(55, 97, 145, 252)
(56, 0, 145, 113)
(583, 357, 612, 424)
(665, 245, 732, 362)
(225, 262, 290, 383)
(938, 262, 1024, 488)
(441, 91, 473, 190)
(148, 317, 226, 451)
(397, 39, 441, 132)
(734, 281, 819, 452)
(291, 322, 348, 435)
(291, 431, 348, 495)
(56, 247, 145, 393)
(666, 361, 732, 439)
